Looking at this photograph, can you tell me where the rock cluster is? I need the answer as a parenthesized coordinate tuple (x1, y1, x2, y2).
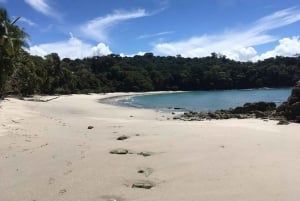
(174, 80, 300, 123)
(174, 101, 277, 121)
(276, 81, 300, 122)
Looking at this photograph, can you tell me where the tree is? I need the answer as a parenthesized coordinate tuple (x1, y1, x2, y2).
(0, 7, 28, 97)
(8, 50, 38, 95)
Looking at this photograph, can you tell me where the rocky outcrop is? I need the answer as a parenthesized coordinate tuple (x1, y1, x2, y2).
(175, 101, 278, 121)
(175, 81, 300, 123)
(276, 81, 300, 122)
(231, 102, 276, 114)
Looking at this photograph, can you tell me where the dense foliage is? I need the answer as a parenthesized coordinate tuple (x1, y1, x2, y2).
(0, 8, 28, 97)
(5, 52, 300, 96)
(1, 8, 300, 97)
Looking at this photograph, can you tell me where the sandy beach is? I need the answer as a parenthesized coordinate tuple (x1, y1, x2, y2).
(1, 93, 300, 201)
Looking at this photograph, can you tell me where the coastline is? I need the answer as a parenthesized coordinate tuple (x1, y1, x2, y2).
(99, 91, 187, 112)
(1, 93, 300, 201)
(101, 88, 290, 114)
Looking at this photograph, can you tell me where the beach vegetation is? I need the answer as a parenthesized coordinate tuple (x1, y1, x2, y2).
(0, 7, 28, 97)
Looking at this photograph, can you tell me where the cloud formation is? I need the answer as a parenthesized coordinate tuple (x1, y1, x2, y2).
(138, 31, 174, 39)
(24, 0, 60, 19)
(80, 9, 149, 42)
(18, 17, 37, 26)
(120, 51, 146, 57)
(153, 7, 300, 61)
(28, 35, 112, 59)
(258, 36, 300, 60)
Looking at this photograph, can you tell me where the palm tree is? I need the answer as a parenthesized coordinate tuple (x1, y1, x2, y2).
(0, 7, 28, 97)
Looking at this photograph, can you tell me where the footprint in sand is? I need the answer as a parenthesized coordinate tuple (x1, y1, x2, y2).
(59, 189, 67, 194)
(66, 160, 72, 167)
(63, 169, 73, 175)
(137, 167, 154, 177)
(48, 177, 55, 185)
(63, 160, 73, 175)
(110, 125, 123, 128)
(101, 195, 125, 201)
(80, 150, 86, 159)
(109, 149, 155, 157)
(137, 151, 154, 157)
(40, 143, 48, 148)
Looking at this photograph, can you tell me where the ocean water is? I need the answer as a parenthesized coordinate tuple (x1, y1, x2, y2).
(118, 88, 291, 112)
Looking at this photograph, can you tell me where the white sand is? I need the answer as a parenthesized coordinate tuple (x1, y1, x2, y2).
(1, 93, 300, 201)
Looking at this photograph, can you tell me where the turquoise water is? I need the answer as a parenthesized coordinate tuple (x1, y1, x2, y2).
(118, 88, 291, 112)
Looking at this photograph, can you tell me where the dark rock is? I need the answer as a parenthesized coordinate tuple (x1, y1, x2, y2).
(290, 102, 300, 115)
(277, 119, 289, 125)
(87, 126, 94, 129)
(173, 116, 180, 120)
(288, 96, 300, 105)
(131, 181, 154, 189)
(110, 148, 129, 155)
(208, 112, 217, 118)
(116, 135, 129, 141)
(232, 102, 276, 114)
(254, 111, 267, 118)
(276, 102, 288, 112)
(137, 151, 152, 157)
(291, 87, 300, 97)
(276, 80, 300, 121)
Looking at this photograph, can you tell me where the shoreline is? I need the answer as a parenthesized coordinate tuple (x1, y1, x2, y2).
(1, 93, 300, 201)
(99, 88, 291, 115)
(98, 91, 187, 112)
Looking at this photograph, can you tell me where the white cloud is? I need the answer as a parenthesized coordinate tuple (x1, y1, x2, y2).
(18, 17, 36, 26)
(253, 7, 300, 32)
(138, 31, 174, 39)
(222, 46, 257, 61)
(80, 9, 149, 42)
(24, 0, 60, 19)
(120, 51, 146, 57)
(27, 35, 112, 59)
(92, 43, 112, 57)
(257, 36, 300, 60)
(153, 7, 300, 61)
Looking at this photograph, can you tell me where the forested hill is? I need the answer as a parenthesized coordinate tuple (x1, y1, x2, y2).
(6, 52, 300, 95)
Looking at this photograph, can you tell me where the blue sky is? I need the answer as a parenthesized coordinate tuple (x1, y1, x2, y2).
(1, 0, 300, 61)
